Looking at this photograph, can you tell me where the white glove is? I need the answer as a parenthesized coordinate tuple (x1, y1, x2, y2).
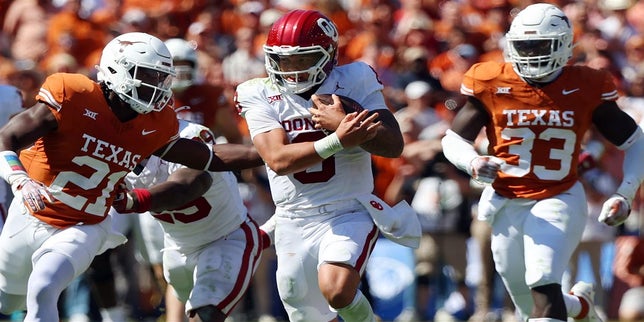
(598, 194, 631, 226)
(470, 156, 504, 184)
(12, 175, 54, 213)
(259, 215, 276, 249)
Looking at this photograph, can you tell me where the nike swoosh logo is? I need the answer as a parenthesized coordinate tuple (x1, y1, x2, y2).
(141, 129, 157, 135)
(562, 88, 580, 95)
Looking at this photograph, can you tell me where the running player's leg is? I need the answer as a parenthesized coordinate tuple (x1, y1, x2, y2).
(25, 252, 75, 321)
(0, 198, 39, 314)
(177, 218, 262, 322)
(526, 183, 587, 320)
(318, 211, 379, 322)
(25, 221, 113, 321)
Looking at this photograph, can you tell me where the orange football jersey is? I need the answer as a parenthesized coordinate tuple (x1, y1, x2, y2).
(172, 83, 227, 130)
(461, 62, 618, 199)
(23, 73, 179, 228)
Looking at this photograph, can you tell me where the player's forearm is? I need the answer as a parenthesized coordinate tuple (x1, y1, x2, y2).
(209, 143, 265, 171)
(263, 142, 330, 175)
(147, 183, 205, 212)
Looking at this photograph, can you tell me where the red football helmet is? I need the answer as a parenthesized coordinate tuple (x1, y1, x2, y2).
(264, 10, 339, 94)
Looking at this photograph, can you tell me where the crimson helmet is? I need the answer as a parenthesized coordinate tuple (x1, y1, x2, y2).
(264, 10, 339, 94)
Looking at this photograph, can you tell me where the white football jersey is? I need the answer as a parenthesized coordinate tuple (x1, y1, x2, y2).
(237, 62, 386, 212)
(125, 120, 247, 254)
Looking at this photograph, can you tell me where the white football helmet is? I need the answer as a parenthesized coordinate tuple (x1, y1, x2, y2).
(96, 32, 176, 114)
(263, 9, 339, 94)
(164, 38, 199, 91)
(505, 3, 574, 81)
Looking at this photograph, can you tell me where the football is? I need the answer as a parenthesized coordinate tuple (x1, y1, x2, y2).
(315, 94, 365, 114)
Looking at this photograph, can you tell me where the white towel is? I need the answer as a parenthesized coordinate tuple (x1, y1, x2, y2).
(356, 194, 421, 248)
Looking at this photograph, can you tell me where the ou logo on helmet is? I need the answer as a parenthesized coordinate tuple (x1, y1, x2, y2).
(317, 18, 338, 42)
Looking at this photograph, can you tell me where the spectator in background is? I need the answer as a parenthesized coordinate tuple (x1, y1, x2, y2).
(390, 46, 442, 110)
(619, 34, 644, 90)
(254, 9, 285, 62)
(385, 80, 473, 321)
(5, 67, 44, 108)
(568, 167, 618, 321)
(88, 0, 123, 31)
(615, 229, 644, 322)
(429, 43, 479, 92)
(392, 0, 436, 50)
(117, 8, 153, 35)
(383, 81, 445, 206)
(596, 0, 637, 58)
(222, 27, 265, 89)
(44, 0, 107, 70)
(2, 0, 51, 67)
(0, 85, 23, 232)
(166, 38, 243, 144)
(342, 0, 397, 69)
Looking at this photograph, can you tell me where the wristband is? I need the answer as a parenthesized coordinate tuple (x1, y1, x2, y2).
(132, 188, 152, 212)
(313, 132, 344, 159)
(0, 151, 28, 186)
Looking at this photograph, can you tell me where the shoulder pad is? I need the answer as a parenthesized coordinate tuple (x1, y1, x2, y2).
(468, 62, 505, 81)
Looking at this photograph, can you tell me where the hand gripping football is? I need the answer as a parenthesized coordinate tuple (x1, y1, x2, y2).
(315, 94, 365, 135)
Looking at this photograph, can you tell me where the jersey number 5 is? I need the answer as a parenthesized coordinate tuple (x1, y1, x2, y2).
(292, 132, 335, 183)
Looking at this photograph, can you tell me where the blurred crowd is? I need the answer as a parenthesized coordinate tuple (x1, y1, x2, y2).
(1, 0, 644, 321)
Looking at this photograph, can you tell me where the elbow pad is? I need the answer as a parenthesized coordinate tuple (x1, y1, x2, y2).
(441, 130, 480, 175)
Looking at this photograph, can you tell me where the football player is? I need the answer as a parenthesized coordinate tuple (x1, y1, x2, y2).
(113, 120, 264, 322)
(441, 3, 644, 322)
(164, 38, 243, 144)
(236, 9, 404, 322)
(0, 32, 262, 320)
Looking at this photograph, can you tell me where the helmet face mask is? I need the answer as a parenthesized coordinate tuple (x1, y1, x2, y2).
(97, 32, 175, 114)
(172, 64, 195, 90)
(130, 65, 174, 108)
(505, 3, 573, 81)
(265, 49, 330, 93)
(263, 10, 338, 94)
(165, 38, 199, 91)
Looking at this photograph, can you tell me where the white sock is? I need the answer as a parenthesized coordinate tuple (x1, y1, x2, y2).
(563, 292, 583, 317)
(335, 291, 376, 322)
